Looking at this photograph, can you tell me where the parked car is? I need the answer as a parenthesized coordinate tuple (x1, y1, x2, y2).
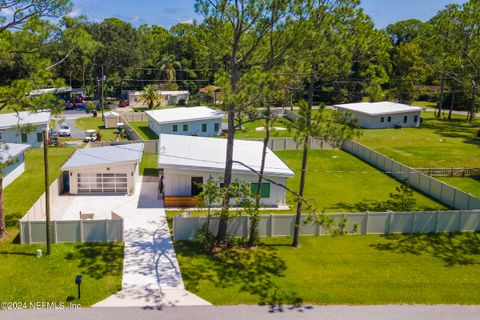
(58, 123, 72, 137)
(118, 100, 127, 108)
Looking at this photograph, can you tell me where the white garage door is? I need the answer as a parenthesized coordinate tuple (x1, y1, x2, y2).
(77, 173, 128, 194)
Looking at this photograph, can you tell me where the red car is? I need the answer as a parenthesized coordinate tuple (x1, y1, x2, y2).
(118, 100, 127, 108)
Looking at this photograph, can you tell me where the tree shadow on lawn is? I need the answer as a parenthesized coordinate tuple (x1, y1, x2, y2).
(175, 241, 303, 307)
(371, 232, 480, 266)
(328, 199, 440, 213)
(65, 243, 124, 279)
(421, 118, 480, 146)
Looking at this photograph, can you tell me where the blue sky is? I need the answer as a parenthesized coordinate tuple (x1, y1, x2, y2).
(69, 0, 467, 29)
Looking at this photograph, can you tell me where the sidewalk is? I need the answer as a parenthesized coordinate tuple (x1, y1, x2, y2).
(94, 180, 210, 308)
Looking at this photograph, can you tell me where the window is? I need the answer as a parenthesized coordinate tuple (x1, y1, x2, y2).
(172, 124, 178, 132)
(21, 133, 28, 143)
(250, 183, 271, 198)
(403, 115, 408, 123)
(380, 117, 384, 123)
(214, 123, 220, 132)
(37, 132, 43, 142)
(183, 124, 188, 132)
(0, 132, 3, 141)
(387, 116, 392, 122)
(202, 123, 207, 132)
(414, 115, 418, 122)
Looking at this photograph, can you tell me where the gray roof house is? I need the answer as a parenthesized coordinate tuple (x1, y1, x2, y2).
(0, 143, 31, 188)
(0, 111, 51, 148)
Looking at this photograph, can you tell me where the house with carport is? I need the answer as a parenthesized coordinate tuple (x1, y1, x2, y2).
(145, 106, 224, 137)
(61, 143, 144, 195)
(0, 111, 50, 147)
(334, 101, 422, 129)
(157, 134, 294, 207)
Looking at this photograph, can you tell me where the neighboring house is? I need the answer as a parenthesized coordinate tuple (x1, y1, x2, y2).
(126, 90, 190, 106)
(145, 106, 224, 137)
(334, 101, 422, 129)
(0, 143, 30, 188)
(0, 111, 51, 148)
(158, 134, 295, 207)
(61, 143, 144, 195)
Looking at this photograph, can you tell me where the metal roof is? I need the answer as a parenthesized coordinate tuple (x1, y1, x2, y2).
(158, 134, 294, 177)
(145, 106, 224, 125)
(0, 111, 51, 130)
(334, 101, 422, 116)
(61, 143, 144, 170)
(0, 143, 30, 164)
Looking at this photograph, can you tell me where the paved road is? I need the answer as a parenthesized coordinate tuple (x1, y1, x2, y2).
(3, 305, 480, 320)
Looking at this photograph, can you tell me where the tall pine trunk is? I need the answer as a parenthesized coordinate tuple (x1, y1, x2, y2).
(292, 67, 315, 248)
(470, 80, 477, 124)
(437, 73, 445, 119)
(448, 90, 455, 120)
(248, 112, 270, 247)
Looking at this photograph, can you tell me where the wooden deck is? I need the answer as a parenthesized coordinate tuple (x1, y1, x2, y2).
(164, 196, 202, 207)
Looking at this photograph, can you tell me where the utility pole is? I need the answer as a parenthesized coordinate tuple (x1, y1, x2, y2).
(43, 130, 51, 255)
(101, 65, 105, 121)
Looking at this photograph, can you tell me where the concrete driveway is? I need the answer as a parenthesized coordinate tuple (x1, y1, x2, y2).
(92, 179, 210, 308)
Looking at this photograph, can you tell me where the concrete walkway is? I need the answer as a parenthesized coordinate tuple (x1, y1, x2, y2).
(94, 179, 210, 307)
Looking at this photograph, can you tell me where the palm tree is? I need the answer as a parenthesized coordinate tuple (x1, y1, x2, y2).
(142, 84, 159, 110)
(159, 54, 181, 85)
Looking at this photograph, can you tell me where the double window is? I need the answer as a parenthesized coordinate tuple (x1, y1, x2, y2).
(214, 123, 220, 132)
(37, 132, 43, 142)
(202, 123, 207, 132)
(403, 116, 408, 123)
(21, 133, 28, 143)
(183, 124, 188, 132)
(387, 116, 392, 122)
(172, 124, 178, 132)
(380, 117, 385, 123)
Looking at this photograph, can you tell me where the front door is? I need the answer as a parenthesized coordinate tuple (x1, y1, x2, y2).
(191, 177, 203, 196)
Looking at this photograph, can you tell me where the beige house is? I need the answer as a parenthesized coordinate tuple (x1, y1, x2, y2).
(61, 143, 144, 195)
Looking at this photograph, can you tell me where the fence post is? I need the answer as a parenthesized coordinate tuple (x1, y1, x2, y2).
(364, 212, 369, 234)
(19, 221, 24, 244)
(27, 220, 32, 244)
(434, 211, 439, 232)
(244, 216, 249, 238)
(269, 214, 274, 237)
(411, 211, 416, 233)
(457, 210, 463, 232)
(79, 220, 84, 242)
(105, 219, 109, 242)
(53, 220, 57, 243)
(388, 211, 393, 234)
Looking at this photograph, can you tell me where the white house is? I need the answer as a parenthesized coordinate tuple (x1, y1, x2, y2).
(145, 106, 224, 137)
(158, 134, 295, 207)
(126, 90, 190, 106)
(61, 143, 144, 195)
(0, 111, 50, 148)
(334, 101, 422, 129)
(0, 143, 30, 188)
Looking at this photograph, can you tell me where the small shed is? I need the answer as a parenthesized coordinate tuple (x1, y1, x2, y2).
(104, 111, 120, 129)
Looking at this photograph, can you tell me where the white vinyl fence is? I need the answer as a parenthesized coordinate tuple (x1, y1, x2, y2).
(173, 210, 480, 241)
(21, 177, 63, 221)
(341, 140, 480, 210)
(122, 112, 149, 122)
(19, 214, 124, 244)
(87, 140, 158, 153)
(244, 137, 333, 151)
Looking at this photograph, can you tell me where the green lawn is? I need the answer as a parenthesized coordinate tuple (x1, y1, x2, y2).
(175, 233, 480, 305)
(0, 242, 123, 307)
(412, 100, 437, 109)
(4, 147, 75, 234)
(129, 121, 158, 140)
(357, 112, 480, 168)
(139, 152, 158, 176)
(75, 116, 127, 142)
(233, 118, 293, 139)
(277, 149, 445, 212)
(437, 177, 480, 198)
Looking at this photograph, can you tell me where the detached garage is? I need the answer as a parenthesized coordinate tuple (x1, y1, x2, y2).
(61, 143, 144, 195)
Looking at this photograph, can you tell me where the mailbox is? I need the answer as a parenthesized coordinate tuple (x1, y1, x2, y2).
(75, 275, 82, 285)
